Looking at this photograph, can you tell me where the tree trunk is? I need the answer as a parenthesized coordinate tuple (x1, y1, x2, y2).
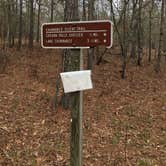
(63, 0, 82, 165)
(87, 47, 94, 69)
(148, 0, 154, 62)
(164, 0, 166, 61)
(87, 0, 95, 70)
(7, 1, 12, 48)
(50, 0, 54, 22)
(11, 0, 18, 47)
(1, 1, 7, 49)
(155, 0, 165, 72)
(137, 0, 143, 66)
(28, 0, 34, 49)
(61, 0, 72, 109)
(61, 0, 81, 109)
(36, 0, 41, 43)
(18, 0, 22, 49)
(82, 0, 86, 21)
(121, 0, 128, 79)
(110, 0, 129, 78)
(130, 0, 138, 60)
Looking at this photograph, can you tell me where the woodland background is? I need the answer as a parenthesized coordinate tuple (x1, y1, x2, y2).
(0, 0, 166, 165)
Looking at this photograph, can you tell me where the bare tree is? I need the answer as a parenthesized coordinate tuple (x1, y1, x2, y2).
(36, 0, 41, 43)
(164, 0, 166, 61)
(137, 0, 143, 66)
(28, 0, 34, 49)
(82, 0, 86, 21)
(155, 0, 165, 72)
(87, 0, 95, 70)
(18, 0, 22, 49)
(130, 0, 138, 60)
(110, 0, 129, 79)
(50, 0, 54, 22)
(148, 0, 154, 62)
(7, 0, 12, 47)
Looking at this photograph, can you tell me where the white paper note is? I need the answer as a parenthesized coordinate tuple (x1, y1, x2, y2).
(60, 70, 93, 93)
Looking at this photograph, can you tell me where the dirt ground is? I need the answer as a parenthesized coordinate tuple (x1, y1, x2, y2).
(0, 47, 166, 166)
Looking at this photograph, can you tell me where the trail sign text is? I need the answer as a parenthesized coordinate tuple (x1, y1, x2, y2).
(41, 21, 113, 48)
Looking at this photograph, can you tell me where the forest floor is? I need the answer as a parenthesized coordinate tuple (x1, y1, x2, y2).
(0, 47, 166, 166)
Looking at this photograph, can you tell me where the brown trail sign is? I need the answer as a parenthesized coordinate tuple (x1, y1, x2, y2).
(41, 20, 113, 48)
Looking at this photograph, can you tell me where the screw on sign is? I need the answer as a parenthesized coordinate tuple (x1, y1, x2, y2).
(41, 20, 113, 48)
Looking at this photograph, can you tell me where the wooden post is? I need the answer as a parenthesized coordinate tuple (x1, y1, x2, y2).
(70, 49, 83, 166)
(79, 49, 83, 165)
